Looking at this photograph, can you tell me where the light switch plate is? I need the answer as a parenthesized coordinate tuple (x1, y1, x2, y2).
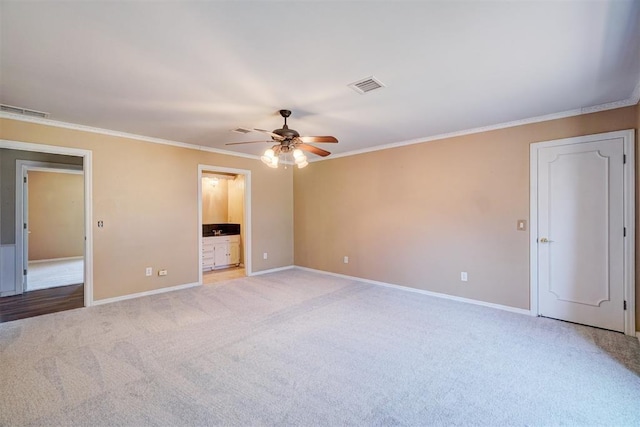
(517, 220, 527, 231)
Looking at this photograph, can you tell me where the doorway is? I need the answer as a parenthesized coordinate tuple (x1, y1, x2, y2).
(198, 165, 252, 286)
(529, 130, 635, 335)
(18, 162, 84, 293)
(0, 140, 93, 321)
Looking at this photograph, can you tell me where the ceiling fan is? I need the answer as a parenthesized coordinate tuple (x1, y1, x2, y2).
(225, 109, 338, 168)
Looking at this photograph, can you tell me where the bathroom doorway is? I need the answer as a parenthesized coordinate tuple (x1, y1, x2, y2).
(198, 165, 251, 286)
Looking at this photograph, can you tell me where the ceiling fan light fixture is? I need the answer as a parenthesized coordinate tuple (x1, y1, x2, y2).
(261, 148, 276, 165)
(261, 148, 280, 168)
(294, 150, 308, 168)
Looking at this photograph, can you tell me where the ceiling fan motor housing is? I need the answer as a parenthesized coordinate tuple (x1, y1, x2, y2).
(273, 109, 299, 140)
(273, 127, 300, 139)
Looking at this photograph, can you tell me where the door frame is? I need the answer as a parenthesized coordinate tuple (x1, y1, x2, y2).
(529, 129, 635, 336)
(197, 164, 252, 285)
(16, 162, 83, 293)
(1, 139, 94, 307)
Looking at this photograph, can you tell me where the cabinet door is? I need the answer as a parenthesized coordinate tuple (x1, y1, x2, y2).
(229, 242, 240, 265)
(214, 243, 229, 267)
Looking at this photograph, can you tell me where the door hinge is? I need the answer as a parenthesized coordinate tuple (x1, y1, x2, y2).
(624, 227, 626, 237)
(623, 300, 627, 310)
(23, 176, 27, 183)
(23, 223, 27, 230)
(23, 269, 27, 276)
(623, 154, 627, 164)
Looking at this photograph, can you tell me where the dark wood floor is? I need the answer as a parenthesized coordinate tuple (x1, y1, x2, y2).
(0, 284, 84, 323)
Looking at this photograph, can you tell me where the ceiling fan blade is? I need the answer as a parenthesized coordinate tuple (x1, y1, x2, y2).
(298, 135, 338, 143)
(225, 140, 270, 145)
(297, 143, 331, 157)
(254, 128, 284, 140)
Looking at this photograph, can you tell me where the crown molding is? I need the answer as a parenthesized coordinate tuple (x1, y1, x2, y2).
(0, 112, 261, 161)
(3, 81, 639, 165)
(314, 91, 640, 162)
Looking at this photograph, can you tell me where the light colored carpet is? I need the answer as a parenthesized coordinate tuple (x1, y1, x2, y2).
(27, 258, 84, 291)
(1, 269, 639, 426)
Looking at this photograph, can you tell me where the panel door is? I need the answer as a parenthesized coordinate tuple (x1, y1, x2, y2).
(214, 243, 229, 268)
(537, 137, 624, 332)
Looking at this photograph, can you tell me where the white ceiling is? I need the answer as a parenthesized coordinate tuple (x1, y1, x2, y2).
(1, 1, 639, 158)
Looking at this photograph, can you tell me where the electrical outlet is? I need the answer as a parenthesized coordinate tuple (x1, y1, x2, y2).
(343, 256, 349, 264)
(461, 272, 468, 282)
(263, 252, 268, 260)
(158, 269, 168, 276)
(145, 267, 152, 276)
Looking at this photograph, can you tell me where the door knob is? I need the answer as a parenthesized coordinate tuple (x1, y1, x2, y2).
(539, 237, 554, 243)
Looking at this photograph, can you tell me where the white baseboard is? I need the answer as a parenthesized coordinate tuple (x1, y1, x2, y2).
(30, 256, 83, 264)
(249, 265, 294, 276)
(92, 281, 200, 306)
(295, 266, 533, 316)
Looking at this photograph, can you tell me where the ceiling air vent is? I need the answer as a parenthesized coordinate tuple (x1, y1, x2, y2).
(348, 76, 385, 94)
(232, 127, 253, 134)
(0, 104, 50, 118)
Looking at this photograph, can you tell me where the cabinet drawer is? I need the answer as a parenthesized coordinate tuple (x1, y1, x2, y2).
(209, 235, 240, 243)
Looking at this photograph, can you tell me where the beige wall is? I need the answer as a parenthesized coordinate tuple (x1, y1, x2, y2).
(228, 175, 244, 225)
(0, 148, 83, 244)
(228, 175, 245, 264)
(28, 171, 84, 260)
(1, 119, 293, 301)
(202, 175, 228, 223)
(294, 105, 640, 329)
